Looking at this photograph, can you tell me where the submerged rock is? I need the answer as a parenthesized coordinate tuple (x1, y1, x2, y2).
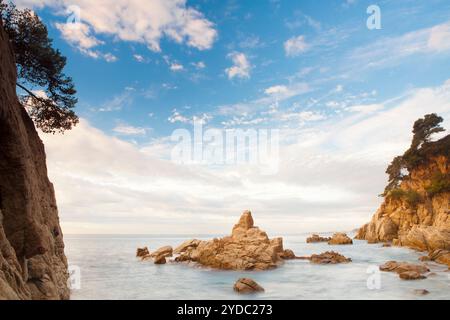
(306, 234, 331, 243)
(413, 289, 430, 295)
(328, 233, 353, 245)
(153, 255, 167, 265)
(233, 278, 264, 294)
(173, 210, 292, 270)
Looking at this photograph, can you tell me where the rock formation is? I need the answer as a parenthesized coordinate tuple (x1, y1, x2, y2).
(136, 247, 149, 258)
(173, 210, 292, 270)
(233, 278, 264, 294)
(356, 155, 450, 267)
(307, 251, 352, 264)
(306, 234, 331, 243)
(0, 23, 69, 299)
(379, 261, 429, 280)
(328, 233, 353, 245)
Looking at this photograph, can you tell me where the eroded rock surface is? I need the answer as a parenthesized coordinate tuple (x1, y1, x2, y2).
(356, 156, 449, 266)
(172, 211, 292, 270)
(379, 261, 429, 280)
(0, 22, 69, 300)
(328, 233, 353, 245)
(306, 234, 331, 243)
(308, 251, 352, 264)
(233, 278, 264, 294)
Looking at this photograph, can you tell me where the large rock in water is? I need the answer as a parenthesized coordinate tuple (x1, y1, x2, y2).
(233, 278, 264, 294)
(356, 155, 450, 266)
(173, 210, 291, 270)
(0, 22, 69, 299)
(328, 233, 353, 245)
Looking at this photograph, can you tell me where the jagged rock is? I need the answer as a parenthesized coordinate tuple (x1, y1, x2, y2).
(428, 249, 450, 267)
(150, 246, 173, 258)
(173, 211, 291, 270)
(328, 233, 353, 245)
(308, 251, 352, 264)
(279, 249, 296, 260)
(399, 271, 426, 280)
(136, 247, 150, 258)
(233, 278, 264, 294)
(174, 239, 201, 254)
(380, 261, 429, 280)
(153, 255, 167, 265)
(306, 234, 331, 243)
(356, 155, 450, 267)
(0, 23, 69, 300)
(382, 243, 392, 247)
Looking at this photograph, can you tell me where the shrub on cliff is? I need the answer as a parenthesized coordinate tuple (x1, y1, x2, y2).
(388, 189, 422, 208)
(0, 1, 78, 133)
(383, 113, 449, 196)
(425, 172, 450, 197)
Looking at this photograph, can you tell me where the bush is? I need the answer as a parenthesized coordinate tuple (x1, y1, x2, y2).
(387, 188, 422, 207)
(425, 172, 450, 197)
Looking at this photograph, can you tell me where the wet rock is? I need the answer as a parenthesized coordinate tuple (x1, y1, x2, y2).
(309, 251, 352, 264)
(233, 278, 264, 294)
(328, 233, 353, 245)
(279, 249, 296, 260)
(150, 246, 173, 258)
(399, 271, 426, 280)
(306, 234, 331, 243)
(136, 247, 150, 258)
(154, 255, 167, 265)
(172, 211, 291, 270)
(413, 289, 430, 295)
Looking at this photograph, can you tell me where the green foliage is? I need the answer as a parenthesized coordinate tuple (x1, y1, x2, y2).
(0, 1, 78, 133)
(387, 188, 422, 207)
(383, 113, 449, 195)
(425, 172, 450, 197)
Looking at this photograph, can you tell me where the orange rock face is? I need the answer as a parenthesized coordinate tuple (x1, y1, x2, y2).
(173, 211, 294, 270)
(233, 278, 264, 294)
(328, 233, 353, 245)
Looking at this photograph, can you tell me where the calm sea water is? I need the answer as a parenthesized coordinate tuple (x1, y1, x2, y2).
(64, 233, 450, 300)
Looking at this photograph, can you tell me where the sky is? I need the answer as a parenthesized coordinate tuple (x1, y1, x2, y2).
(11, 0, 450, 235)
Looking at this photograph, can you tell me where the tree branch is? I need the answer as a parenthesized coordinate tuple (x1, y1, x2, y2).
(16, 82, 41, 100)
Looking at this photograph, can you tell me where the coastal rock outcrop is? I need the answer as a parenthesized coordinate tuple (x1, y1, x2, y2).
(0, 22, 69, 299)
(308, 251, 352, 264)
(233, 278, 264, 294)
(328, 233, 353, 245)
(379, 261, 429, 280)
(136, 247, 149, 258)
(173, 211, 292, 270)
(356, 155, 450, 266)
(306, 234, 331, 243)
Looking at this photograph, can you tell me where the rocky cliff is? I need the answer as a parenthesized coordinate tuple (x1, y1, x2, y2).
(356, 155, 450, 266)
(0, 22, 69, 299)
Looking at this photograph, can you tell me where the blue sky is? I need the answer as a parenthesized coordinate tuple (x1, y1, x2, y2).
(13, 0, 450, 234)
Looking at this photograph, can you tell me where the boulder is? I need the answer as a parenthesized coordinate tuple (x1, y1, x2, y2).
(154, 255, 167, 265)
(379, 261, 429, 274)
(309, 251, 352, 264)
(233, 278, 264, 294)
(150, 246, 173, 258)
(173, 211, 292, 270)
(136, 247, 150, 258)
(279, 249, 296, 260)
(399, 271, 426, 280)
(174, 239, 201, 254)
(328, 233, 353, 245)
(427, 249, 450, 267)
(306, 234, 331, 243)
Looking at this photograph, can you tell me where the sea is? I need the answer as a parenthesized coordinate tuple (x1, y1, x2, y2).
(64, 233, 450, 300)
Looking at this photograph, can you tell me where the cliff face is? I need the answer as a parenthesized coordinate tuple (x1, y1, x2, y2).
(356, 155, 450, 265)
(0, 23, 69, 299)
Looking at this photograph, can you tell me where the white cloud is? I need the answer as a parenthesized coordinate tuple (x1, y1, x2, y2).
(192, 61, 206, 69)
(113, 124, 147, 136)
(284, 35, 309, 57)
(346, 104, 384, 114)
(55, 22, 117, 62)
(17, 0, 217, 52)
(349, 21, 450, 69)
(133, 54, 146, 63)
(170, 63, 184, 72)
(225, 52, 251, 79)
(39, 79, 450, 234)
(264, 85, 289, 95)
(168, 109, 189, 123)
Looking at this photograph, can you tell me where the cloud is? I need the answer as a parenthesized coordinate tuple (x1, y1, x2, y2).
(17, 0, 217, 52)
(284, 35, 309, 56)
(39, 79, 450, 234)
(168, 109, 190, 123)
(170, 63, 184, 72)
(133, 54, 147, 63)
(191, 61, 206, 69)
(97, 88, 135, 112)
(113, 124, 148, 136)
(55, 22, 117, 62)
(264, 85, 289, 95)
(225, 52, 251, 79)
(349, 21, 450, 69)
